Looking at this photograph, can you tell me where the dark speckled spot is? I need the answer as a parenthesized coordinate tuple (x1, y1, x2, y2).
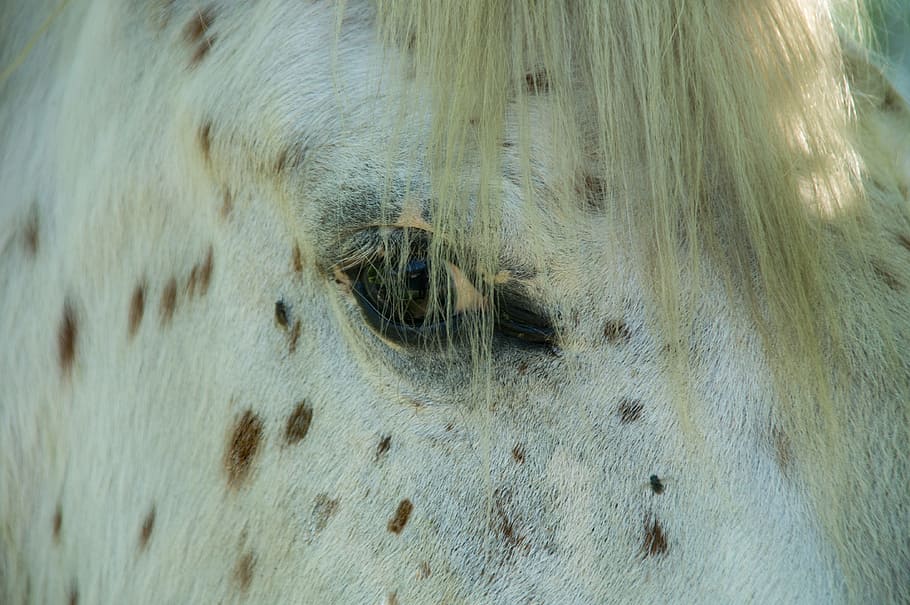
(139, 506, 156, 551)
(617, 398, 643, 423)
(285, 401, 313, 445)
(225, 410, 264, 488)
(58, 301, 78, 377)
(642, 517, 668, 557)
(387, 499, 413, 534)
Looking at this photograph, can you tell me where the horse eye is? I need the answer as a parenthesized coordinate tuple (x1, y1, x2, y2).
(358, 256, 436, 326)
(338, 231, 556, 350)
(345, 240, 482, 346)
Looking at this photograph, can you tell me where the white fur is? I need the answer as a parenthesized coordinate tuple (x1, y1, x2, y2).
(1, 1, 908, 603)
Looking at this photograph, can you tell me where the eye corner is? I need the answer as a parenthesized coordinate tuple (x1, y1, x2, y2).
(492, 285, 559, 349)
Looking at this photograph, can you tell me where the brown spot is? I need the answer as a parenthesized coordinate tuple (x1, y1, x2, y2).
(493, 492, 529, 556)
(641, 517, 668, 557)
(234, 551, 255, 592)
(58, 301, 78, 377)
(224, 410, 264, 488)
(198, 121, 212, 162)
(511, 444, 525, 464)
(772, 426, 791, 471)
(220, 189, 233, 220)
(387, 592, 399, 605)
(275, 300, 289, 329)
(186, 266, 198, 298)
(899, 185, 909, 202)
(516, 360, 528, 376)
(128, 283, 145, 338)
(387, 499, 413, 534)
(274, 147, 289, 174)
(190, 35, 216, 66)
(52, 505, 62, 542)
(603, 320, 632, 344)
(23, 209, 38, 256)
(138, 506, 156, 551)
(292, 243, 303, 273)
(661, 337, 687, 357)
(617, 398, 644, 423)
(288, 319, 301, 354)
(417, 561, 431, 580)
(405, 29, 418, 51)
(898, 233, 910, 252)
(313, 494, 340, 532)
(872, 261, 901, 290)
(375, 435, 391, 460)
(68, 585, 78, 605)
(184, 6, 217, 67)
(649, 474, 664, 495)
(159, 277, 178, 325)
(524, 71, 549, 94)
(198, 246, 214, 295)
(581, 174, 607, 210)
(284, 401, 313, 445)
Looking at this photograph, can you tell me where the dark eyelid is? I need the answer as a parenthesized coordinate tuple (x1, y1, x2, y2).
(495, 289, 557, 345)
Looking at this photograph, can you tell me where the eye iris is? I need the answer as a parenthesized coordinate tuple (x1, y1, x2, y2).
(362, 256, 437, 325)
(403, 258, 431, 320)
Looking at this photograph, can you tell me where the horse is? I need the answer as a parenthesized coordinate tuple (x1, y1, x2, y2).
(1, 1, 908, 602)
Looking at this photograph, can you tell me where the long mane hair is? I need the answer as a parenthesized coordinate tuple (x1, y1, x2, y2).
(373, 0, 909, 600)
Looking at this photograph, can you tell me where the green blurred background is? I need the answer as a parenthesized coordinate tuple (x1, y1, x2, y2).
(873, 1, 910, 96)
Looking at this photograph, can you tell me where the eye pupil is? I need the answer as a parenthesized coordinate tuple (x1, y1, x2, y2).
(398, 257, 433, 322)
(359, 254, 439, 326)
(404, 259, 429, 302)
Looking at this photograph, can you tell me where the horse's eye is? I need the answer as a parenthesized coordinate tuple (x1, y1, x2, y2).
(358, 256, 435, 327)
(344, 238, 483, 346)
(338, 231, 557, 350)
